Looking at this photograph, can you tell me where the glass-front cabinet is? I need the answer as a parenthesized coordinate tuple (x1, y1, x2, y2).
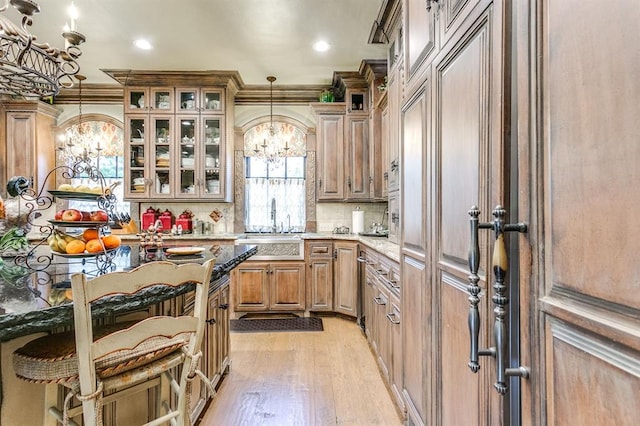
(176, 88, 224, 114)
(151, 117, 174, 198)
(125, 115, 148, 198)
(122, 76, 231, 202)
(125, 114, 225, 200)
(125, 87, 174, 114)
(177, 116, 223, 198)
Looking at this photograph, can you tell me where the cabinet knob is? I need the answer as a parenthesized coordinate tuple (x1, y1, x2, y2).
(219, 303, 229, 310)
(205, 318, 216, 325)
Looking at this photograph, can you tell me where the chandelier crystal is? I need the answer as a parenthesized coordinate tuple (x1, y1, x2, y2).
(0, 0, 85, 98)
(253, 76, 290, 164)
(58, 75, 101, 163)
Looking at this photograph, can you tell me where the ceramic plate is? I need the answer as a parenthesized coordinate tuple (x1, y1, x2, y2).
(165, 246, 206, 256)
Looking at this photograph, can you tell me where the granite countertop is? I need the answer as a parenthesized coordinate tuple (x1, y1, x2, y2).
(0, 243, 257, 342)
(112, 232, 400, 261)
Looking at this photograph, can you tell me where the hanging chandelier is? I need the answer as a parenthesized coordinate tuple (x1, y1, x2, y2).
(253, 75, 290, 164)
(0, 0, 85, 99)
(58, 74, 101, 163)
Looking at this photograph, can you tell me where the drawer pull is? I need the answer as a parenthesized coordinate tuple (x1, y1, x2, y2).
(386, 312, 400, 325)
(205, 318, 216, 325)
(219, 303, 229, 310)
(373, 296, 386, 306)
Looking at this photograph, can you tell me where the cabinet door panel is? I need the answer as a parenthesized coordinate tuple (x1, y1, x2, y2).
(233, 264, 268, 311)
(345, 116, 369, 200)
(308, 258, 333, 311)
(334, 242, 358, 317)
(405, 0, 437, 81)
(317, 115, 345, 200)
(402, 255, 429, 426)
(401, 87, 428, 255)
(270, 263, 305, 311)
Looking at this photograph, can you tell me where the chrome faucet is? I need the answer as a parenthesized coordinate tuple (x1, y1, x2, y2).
(270, 198, 277, 233)
(286, 214, 291, 233)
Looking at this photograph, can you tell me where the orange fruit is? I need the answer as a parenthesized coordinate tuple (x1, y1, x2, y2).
(82, 229, 99, 242)
(101, 235, 121, 249)
(65, 239, 86, 254)
(85, 239, 104, 253)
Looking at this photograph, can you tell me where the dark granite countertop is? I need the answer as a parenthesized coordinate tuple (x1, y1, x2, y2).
(0, 243, 256, 342)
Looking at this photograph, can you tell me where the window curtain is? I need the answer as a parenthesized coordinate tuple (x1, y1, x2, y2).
(244, 178, 305, 232)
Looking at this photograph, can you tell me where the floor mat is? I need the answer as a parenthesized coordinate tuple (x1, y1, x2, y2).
(230, 317, 323, 333)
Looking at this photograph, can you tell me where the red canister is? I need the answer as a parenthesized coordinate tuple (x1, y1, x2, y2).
(176, 209, 194, 233)
(158, 209, 174, 232)
(141, 206, 159, 231)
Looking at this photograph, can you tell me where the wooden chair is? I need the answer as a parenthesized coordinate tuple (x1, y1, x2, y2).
(13, 260, 216, 426)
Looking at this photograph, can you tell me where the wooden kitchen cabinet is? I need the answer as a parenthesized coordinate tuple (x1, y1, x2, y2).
(232, 261, 306, 315)
(312, 104, 345, 200)
(345, 115, 370, 200)
(1, 100, 61, 196)
(311, 72, 376, 202)
(333, 241, 359, 317)
(404, 0, 437, 85)
(117, 72, 236, 202)
(311, 105, 371, 202)
(183, 276, 231, 422)
(306, 240, 334, 312)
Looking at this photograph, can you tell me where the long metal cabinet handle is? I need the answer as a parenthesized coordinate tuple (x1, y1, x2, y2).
(467, 206, 494, 373)
(467, 205, 529, 395)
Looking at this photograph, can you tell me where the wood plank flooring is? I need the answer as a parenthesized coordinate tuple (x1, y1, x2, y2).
(199, 317, 403, 425)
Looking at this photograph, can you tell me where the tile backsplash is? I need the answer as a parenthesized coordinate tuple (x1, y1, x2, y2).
(315, 203, 388, 234)
(133, 202, 234, 235)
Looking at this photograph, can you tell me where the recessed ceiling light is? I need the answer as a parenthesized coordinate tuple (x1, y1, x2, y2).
(313, 40, 330, 52)
(134, 39, 153, 50)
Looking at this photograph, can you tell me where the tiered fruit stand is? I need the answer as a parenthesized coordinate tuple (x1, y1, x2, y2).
(7, 157, 119, 278)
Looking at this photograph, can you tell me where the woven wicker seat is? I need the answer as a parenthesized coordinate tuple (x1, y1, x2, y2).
(12, 260, 216, 426)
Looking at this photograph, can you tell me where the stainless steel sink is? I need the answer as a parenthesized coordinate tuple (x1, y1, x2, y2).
(235, 234, 304, 260)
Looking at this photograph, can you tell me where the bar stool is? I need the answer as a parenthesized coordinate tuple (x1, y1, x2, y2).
(12, 260, 216, 426)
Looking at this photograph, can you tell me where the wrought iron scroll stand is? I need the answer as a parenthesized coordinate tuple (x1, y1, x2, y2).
(7, 157, 118, 285)
(467, 205, 529, 395)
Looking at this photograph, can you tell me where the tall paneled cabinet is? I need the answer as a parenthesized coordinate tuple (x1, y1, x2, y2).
(0, 100, 61, 196)
(311, 68, 387, 202)
(102, 70, 240, 202)
(373, 0, 516, 425)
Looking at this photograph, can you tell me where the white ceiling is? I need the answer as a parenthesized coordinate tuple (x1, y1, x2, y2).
(6, 0, 387, 87)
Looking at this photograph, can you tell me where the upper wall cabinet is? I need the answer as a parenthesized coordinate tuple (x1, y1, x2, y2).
(175, 88, 225, 114)
(106, 70, 241, 202)
(125, 87, 175, 114)
(0, 101, 61, 196)
(404, 0, 437, 83)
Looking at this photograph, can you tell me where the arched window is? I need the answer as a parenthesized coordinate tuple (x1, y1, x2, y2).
(243, 121, 306, 233)
(58, 116, 129, 214)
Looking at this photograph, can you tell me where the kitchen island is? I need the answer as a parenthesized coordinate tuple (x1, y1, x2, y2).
(0, 243, 256, 425)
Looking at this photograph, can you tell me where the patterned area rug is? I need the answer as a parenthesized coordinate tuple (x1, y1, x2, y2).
(230, 317, 323, 333)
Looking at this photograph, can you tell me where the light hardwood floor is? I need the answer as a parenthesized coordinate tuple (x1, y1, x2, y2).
(199, 317, 404, 425)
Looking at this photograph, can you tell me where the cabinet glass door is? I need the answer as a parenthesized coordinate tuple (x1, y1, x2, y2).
(150, 88, 173, 113)
(125, 87, 148, 113)
(126, 116, 147, 197)
(151, 117, 173, 197)
(203, 118, 221, 196)
(202, 89, 223, 112)
(176, 89, 198, 113)
(178, 117, 198, 196)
